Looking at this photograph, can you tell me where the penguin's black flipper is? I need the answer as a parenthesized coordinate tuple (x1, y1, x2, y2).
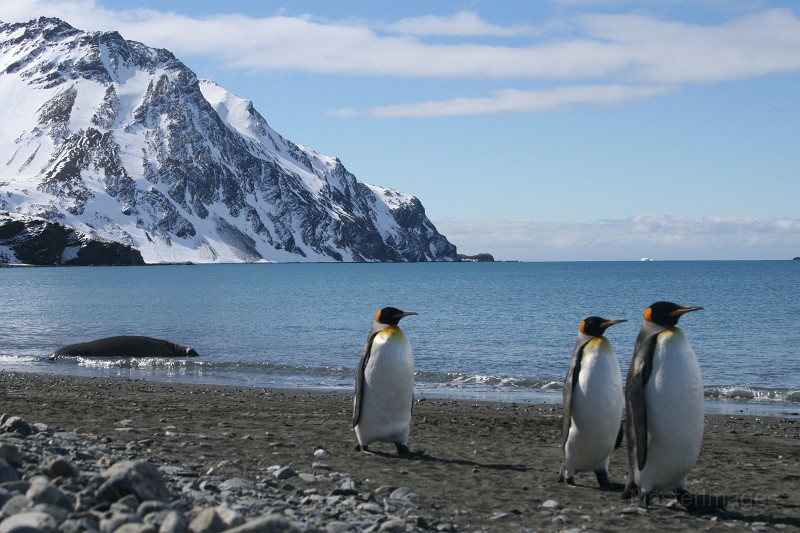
(561, 336, 587, 449)
(353, 331, 380, 427)
(626, 330, 657, 471)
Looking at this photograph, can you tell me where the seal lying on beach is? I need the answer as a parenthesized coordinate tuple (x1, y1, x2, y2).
(50, 336, 199, 360)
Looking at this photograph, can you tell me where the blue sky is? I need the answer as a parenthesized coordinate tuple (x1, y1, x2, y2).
(1, 0, 799, 260)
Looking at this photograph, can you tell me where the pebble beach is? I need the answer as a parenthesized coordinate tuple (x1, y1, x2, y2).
(1, 371, 798, 532)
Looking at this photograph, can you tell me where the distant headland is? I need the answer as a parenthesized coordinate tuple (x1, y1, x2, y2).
(458, 253, 495, 262)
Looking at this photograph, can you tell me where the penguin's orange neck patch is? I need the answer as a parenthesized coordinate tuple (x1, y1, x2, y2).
(644, 307, 653, 321)
(660, 328, 677, 339)
(587, 337, 605, 349)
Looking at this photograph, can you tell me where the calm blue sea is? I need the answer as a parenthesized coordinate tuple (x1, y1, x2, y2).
(2, 261, 799, 417)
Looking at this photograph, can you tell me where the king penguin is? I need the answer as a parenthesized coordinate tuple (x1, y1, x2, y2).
(353, 307, 417, 457)
(622, 301, 705, 505)
(559, 316, 626, 488)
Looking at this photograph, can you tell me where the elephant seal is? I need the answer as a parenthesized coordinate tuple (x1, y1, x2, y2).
(50, 336, 199, 360)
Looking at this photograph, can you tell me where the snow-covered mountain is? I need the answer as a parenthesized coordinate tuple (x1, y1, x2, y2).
(0, 17, 458, 264)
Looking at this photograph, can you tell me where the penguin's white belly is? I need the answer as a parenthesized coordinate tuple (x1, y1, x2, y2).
(640, 329, 704, 492)
(355, 329, 414, 446)
(565, 339, 623, 474)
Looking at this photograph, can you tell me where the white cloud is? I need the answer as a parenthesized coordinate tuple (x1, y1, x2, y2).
(2, 1, 799, 117)
(4, 2, 799, 82)
(434, 215, 800, 261)
(354, 84, 678, 117)
(579, 9, 800, 83)
(385, 11, 539, 37)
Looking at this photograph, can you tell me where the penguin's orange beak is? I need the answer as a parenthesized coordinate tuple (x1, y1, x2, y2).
(670, 306, 704, 316)
(600, 318, 627, 329)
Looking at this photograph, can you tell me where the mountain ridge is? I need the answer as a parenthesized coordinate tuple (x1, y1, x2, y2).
(0, 17, 458, 264)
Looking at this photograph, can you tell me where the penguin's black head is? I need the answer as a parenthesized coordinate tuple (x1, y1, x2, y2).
(580, 316, 627, 337)
(644, 301, 703, 327)
(376, 307, 417, 326)
(185, 347, 199, 357)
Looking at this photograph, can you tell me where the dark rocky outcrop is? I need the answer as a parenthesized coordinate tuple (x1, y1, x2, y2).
(458, 253, 495, 262)
(0, 212, 145, 266)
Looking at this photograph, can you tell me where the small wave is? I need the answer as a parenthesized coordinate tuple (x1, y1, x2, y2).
(704, 385, 799, 404)
(414, 371, 558, 391)
(72, 357, 353, 376)
(0, 355, 40, 364)
(75, 357, 198, 370)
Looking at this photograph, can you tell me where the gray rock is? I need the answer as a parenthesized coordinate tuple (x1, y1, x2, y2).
(158, 510, 189, 533)
(0, 445, 23, 468)
(389, 487, 417, 501)
(188, 508, 226, 533)
(374, 486, 398, 497)
(273, 466, 297, 481)
(31, 502, 70, 525)
(138, 500, 170, 517)
(541, 499, 564, 510)
(217, 478, 251, 492)
(116, 524, 158, 533)
(52, 431, 80, 442)
(224, 515, 302, 533)
(0, 460, 19, 484)
(40, 455, 79, 479)
(215, 506, 245, 529)
(1, 494, 31, 516)
(97, 461, 171, 503)
(26, 477, 72, 510)
(100, 512, 142, 533)
(0, 510, 58, 533)
(0, 417, 32, 438)
(60, 516, 101, 533)
(379, 518, 406, 532)
(339, 478, 359, 492)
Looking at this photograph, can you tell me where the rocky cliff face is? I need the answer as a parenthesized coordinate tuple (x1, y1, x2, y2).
(0, 17, 458, 264)
(0, 213, 144, 266)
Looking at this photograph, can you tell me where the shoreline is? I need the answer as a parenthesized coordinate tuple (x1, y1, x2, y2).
(2, 371, 799, 531)
(5, 365, 800, 420)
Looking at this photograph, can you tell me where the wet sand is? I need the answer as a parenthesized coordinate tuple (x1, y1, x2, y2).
(1, 372, 798, 531)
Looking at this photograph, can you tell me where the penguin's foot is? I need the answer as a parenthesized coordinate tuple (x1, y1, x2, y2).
(355, 443, 376, 456)
(565, 476, 576, 487)
(621, 481, 640, 501)
(595, 470, 611, 488)
(641, 491, 653, 509)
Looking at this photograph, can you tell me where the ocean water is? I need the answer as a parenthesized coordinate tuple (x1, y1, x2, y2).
(2, 261, 799, 417)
